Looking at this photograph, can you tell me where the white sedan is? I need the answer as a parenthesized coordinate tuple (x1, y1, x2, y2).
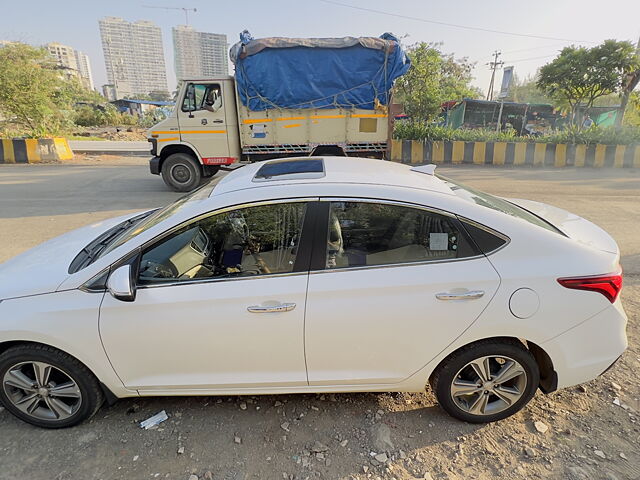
(0, 157, 627, 428)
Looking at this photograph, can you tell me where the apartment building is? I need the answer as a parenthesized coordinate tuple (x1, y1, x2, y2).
(172, 25, 228, 79)
(99, 17, 168, 99)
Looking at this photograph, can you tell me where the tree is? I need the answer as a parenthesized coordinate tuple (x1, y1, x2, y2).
(394, 43, 481, 121)
(623, 91, 640, 126)
(504, 74, 554, 105)
(537, 40, 639, 125)
(0, 43, 77, 136)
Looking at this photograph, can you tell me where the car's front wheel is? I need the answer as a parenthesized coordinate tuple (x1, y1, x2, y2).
(0, 345, 103, 428)
(431, 339, 540, 423)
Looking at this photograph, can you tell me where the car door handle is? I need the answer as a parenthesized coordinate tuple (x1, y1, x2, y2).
(212, 119, 224, 123)
(247, 302, 296, 313)
(435, 290, 485, 301)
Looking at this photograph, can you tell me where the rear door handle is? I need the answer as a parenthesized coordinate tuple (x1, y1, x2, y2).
(436, 290, 485, 301)
(247, 302, 296, 313)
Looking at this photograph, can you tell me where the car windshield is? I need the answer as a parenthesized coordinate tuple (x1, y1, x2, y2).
(438, 175, 562, 234)
(102, 182, 217, 255)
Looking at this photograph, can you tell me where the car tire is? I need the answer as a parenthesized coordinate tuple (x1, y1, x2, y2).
(0, 344, 104, 429)
(161, 153, 202, 192)
(431, 339, 540, 423)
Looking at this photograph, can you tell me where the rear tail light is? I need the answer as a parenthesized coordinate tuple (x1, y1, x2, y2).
(557, 270, 623, 303)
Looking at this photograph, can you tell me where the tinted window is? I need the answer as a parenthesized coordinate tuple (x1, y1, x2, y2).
(439, 175, 562, 234)
(325, 202, 476, 269)
(138, 202, 307, 284)
(255, 158, 325, 179)
(461, 221, 508, 254)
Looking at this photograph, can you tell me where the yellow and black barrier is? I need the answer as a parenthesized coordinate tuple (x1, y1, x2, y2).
(0, 138, 73, 164)
(390, 140, 640, 168)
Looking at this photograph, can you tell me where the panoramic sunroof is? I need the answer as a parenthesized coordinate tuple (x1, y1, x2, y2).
(253, 158, 325, 181)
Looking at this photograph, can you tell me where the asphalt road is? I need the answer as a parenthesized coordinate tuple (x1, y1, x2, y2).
(0, 162, 639, 480)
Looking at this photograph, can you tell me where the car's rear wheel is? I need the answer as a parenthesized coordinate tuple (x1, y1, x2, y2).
(161, 153, 202, 192)
(0, 345, 103, 428)
(431, 339, 539, 423)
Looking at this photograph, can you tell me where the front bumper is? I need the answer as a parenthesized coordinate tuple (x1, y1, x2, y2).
(148, 138, 157, 156)
(542, 302, 627, 389)
(149, 156, 161, 175)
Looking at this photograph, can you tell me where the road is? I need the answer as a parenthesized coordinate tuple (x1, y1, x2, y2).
(0, 162, 639, 480)
(69, 141, 150, 155)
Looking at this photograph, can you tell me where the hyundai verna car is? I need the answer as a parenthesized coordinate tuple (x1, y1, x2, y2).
(0, 157, 627, 428)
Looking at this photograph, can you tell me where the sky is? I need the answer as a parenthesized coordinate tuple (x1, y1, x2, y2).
(1, 0, 639, 96)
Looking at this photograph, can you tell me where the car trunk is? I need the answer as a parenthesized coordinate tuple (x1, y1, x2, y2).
(507, 198, 619, 255)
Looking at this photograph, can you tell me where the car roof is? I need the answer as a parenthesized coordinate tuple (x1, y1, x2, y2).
(211, 157, 454, 197)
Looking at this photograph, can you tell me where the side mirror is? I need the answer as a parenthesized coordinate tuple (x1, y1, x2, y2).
(107, 264, 136, 302)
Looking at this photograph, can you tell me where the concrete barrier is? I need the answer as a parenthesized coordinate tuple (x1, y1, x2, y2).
(390, 140, 640, 168)
(0, 138, 73, 164)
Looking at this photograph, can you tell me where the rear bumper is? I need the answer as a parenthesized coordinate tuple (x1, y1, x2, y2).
(149, 156, 161, 175)
(542, 302, 627, 389)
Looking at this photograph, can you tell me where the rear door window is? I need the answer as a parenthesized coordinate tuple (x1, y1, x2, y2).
(324, 201, 477, 269)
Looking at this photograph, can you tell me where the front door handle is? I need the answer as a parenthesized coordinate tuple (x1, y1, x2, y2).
(247, 302, 296, 313)
(212, 119, 224, 124)
(436, 290, 485, 301)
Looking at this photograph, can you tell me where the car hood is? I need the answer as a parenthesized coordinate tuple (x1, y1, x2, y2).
(507, 198, 619, 255)
(0, 213, 138, 301)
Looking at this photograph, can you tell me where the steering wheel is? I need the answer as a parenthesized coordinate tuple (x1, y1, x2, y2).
(139, 259, 178, 279)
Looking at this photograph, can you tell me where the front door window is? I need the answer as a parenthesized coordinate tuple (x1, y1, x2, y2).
(138, 202, 308, 284)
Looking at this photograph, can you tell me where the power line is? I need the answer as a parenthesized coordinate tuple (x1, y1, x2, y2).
(503, 54, 556, 63)
(318, 0, 596, 44)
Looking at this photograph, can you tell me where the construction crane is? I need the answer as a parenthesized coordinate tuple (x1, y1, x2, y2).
(142, 5, 197, 25)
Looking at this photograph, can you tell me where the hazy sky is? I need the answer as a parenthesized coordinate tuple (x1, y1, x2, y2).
(2, 0, 639, 95)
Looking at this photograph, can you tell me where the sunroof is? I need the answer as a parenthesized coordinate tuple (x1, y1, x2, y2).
(254, 158, 325, 180)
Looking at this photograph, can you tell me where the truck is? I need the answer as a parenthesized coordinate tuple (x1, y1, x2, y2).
(147, 32, 410, 191)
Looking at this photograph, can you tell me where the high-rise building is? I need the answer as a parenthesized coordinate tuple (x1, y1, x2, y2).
(172, 25, 228, 80)
(99, 17, 168, 99)
(74, 51, 94, 90)
(46, 42, 94, 90)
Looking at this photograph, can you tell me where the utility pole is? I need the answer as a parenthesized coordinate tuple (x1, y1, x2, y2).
(486, 51, 504, 101)
(615, 34, 640, 128)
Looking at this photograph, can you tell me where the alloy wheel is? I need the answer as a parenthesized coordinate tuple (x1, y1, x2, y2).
(449, 355, 527, 416)
(2, 361, 83, 421)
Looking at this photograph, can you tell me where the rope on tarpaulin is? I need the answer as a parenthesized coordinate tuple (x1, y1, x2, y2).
(235, 37, 399, 112)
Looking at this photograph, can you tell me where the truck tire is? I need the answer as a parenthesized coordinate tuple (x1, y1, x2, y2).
(203, 165, 221, 177)
(161, 153, 202, 192)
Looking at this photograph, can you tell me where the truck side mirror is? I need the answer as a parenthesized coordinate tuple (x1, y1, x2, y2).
(185, 85, 196, 118)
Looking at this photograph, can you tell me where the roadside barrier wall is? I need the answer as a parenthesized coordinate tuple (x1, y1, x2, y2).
(390, 140, 640, 168)
(0, 138, 73, 164)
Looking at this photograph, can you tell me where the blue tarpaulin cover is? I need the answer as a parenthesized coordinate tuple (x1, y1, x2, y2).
(230, 31, 411, 111)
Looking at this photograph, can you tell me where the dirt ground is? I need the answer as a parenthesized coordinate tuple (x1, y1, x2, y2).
(72, 126, 148, 141)
(0, 163, 638, 480)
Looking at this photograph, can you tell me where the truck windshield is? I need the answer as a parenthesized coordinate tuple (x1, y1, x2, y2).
(438, 175, 562, 234)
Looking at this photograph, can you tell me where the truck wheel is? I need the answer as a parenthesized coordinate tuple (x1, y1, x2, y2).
(203, 165, 220, 177)
(161, 153, 202, 192)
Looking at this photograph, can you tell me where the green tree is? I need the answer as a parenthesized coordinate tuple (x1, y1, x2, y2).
(505, 74, 554, 104)
(395, 43, 481, 121)
(623, 91, 640, 126)
(537, 40, 639, 124)
(0, 43, 78, 136)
